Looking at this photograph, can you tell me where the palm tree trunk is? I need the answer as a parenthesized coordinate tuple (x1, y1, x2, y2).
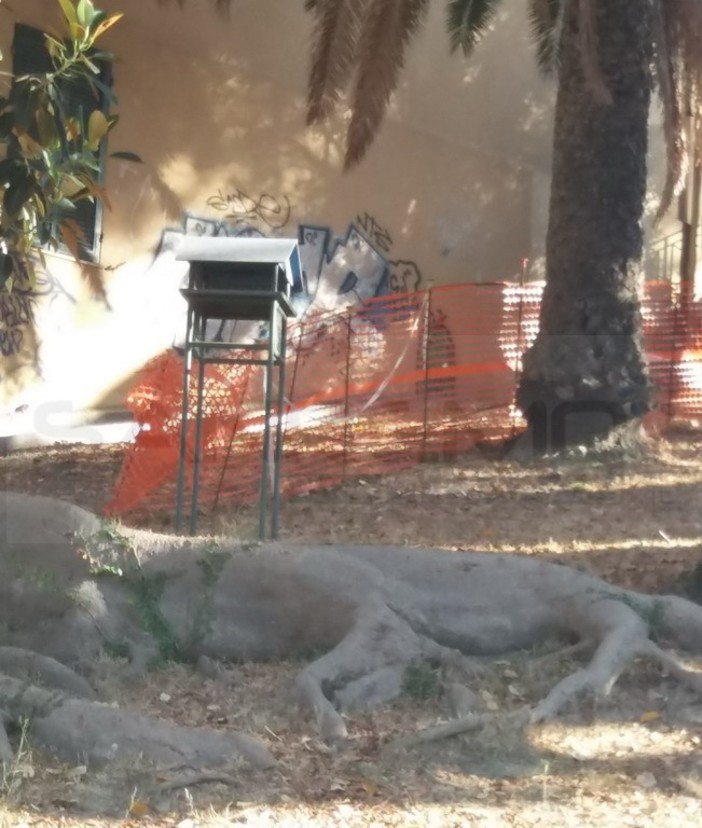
(516, 0, 654, 451)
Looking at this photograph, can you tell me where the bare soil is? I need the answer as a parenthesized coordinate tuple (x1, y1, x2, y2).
(1, 434, 702, 827)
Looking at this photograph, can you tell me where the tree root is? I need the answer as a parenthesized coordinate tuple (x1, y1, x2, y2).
(7, 491, 702, 760)
(0, 673, 275, 770)
(383, 709, 529, 754)
(531, 598, 651, 722)
(0, 713, 12, 765)
(151, 770, 239, 796)
(383, 600, 702, 753)
(0, 647, 95, 700)
(636, 640, 702, 693)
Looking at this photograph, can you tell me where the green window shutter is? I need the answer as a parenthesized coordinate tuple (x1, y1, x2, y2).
(11, 23, 112, 261)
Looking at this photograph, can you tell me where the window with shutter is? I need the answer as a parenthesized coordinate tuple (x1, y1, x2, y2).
(11, 23, 112, 262)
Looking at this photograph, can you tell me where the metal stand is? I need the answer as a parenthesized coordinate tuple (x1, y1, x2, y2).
(175, 287, 293, 538)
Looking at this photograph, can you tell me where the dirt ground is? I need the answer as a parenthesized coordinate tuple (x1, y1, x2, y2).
(1, 433, 702, 827)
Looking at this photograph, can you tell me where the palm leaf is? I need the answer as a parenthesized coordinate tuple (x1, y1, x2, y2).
(446, 0, 500, 57)
(306, 0, 371, 125)
(344, 0, 429, 170)
(527, 0, 563, 74)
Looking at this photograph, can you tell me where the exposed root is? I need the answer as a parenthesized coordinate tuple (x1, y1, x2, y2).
(151, 770, 238, 796)
(0, 647, 95, 700)
(0, 673, 275, 770)
(530, 640, 594, 665)
(383, 709, 529, 753)
(7, 491, 702, 758)
(0, 713, 12, 765)
(637, 640, 702, 693)
(293, 604, 430, 745)
(531, 599, 650, 722)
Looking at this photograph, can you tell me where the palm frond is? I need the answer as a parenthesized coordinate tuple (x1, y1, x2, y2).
(344, 0, 429, 170)
(446, 0, 500, 56)
(306, 0, 371, 125)
(527, 0, 564, 75)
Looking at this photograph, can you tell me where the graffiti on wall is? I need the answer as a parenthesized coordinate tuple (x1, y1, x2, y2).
(355, 211, 423, 293)
(388, 260, 422, 294)
(154, 193, 429, 354)
(0, 292, 33, 358)
(206, 188, 291, 232)
(0, 265, 70, 361)
(297, 223, 388, 308)
(355, 212, 393, 253)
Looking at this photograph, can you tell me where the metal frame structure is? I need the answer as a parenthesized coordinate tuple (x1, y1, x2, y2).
(174, 239, 299, 538)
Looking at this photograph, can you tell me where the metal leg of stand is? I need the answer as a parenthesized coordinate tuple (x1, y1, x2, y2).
(259, 302, 278, 539)
(175, 304, 195, 531)
(271, 314, 287, 539)
(190, 313, 207, 535)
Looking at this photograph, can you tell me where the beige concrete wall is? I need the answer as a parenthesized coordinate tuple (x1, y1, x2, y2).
(0, 0, 674, 422)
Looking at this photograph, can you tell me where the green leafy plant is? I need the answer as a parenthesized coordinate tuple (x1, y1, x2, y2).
(403, 662, 440, 701)
(130, 572, 185, 663)
(0, 0, 127, 287)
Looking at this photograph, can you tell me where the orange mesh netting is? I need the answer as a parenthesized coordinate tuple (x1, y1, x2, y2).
(106, 281, 702, 518)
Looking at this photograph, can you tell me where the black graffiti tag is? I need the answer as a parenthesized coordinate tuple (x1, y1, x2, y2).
(389, 260, 422, 294)
(206, 188, 291, 230)
(0, 292, 34, 358)
(356, 212, 393, 253)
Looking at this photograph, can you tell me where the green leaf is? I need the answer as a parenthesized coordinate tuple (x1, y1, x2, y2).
(44, 33, 66, 60)
(10, 82, 40, 131)
(54, 196, 78, 212)
(88, 109, 109, 147)
(77, 0, 96, 27)
(109, 150, 143, 163)
(57, 0, 80, 38)
(85, 74, 117, 106)
(36, 107, 59, 147)
(92, 13, 124, 41)
(446, 0, 500, 56)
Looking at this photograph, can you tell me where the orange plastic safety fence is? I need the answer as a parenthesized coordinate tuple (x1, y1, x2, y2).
(105, 281, 702, 518)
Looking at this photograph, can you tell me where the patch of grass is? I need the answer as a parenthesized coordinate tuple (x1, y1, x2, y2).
(402, 663, 440, 701)
(101, 639, 131, 660)
(0, 718, 32, 799)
